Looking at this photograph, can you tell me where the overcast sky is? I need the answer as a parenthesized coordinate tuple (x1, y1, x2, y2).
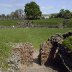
(0, 0, 72, 15)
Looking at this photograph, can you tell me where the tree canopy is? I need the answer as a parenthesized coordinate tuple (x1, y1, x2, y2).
(58, 9, 71, 19)
(51, 9, 72, 19)
(24, 1, 42, 19)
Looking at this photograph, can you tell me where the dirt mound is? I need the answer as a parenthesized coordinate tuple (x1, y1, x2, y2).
(38, 41, 52, 65)
(38, 32, 72, 72)
(13, 42, 34, 66)
(8, 43, 34, 72)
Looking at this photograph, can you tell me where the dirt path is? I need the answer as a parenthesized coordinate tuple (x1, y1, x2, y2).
(19, 50, 58, 72)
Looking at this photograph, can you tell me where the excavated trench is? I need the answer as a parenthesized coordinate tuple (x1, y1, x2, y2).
(38, 32, 72, 72)
(5, 32, 72, 72)
(8, 43, 57, 72)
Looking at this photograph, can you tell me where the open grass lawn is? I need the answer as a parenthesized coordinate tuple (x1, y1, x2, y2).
(0, 28, 72, 49)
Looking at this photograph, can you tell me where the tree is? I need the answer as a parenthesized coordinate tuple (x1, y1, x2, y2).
(24, 1, 42, 19)
(10, 12, 15, 19)
(6, 14, 10, 20)
(59, 9, 65, 18)
(64, 10, 71, 19)
(17, 9, 24, 19)
(14, 9, 24, 19)
(10, 9, 24, 19)
(58, 9, 71, 19)
(1, 14, 6, 20)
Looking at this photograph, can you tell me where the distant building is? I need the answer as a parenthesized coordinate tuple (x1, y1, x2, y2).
(42, 14, 51, 19)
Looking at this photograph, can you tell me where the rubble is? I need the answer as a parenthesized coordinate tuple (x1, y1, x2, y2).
(49, 33, 63, 44)
(17, 21, 33, 28)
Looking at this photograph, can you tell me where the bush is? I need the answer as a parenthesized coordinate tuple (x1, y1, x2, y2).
(31, 18, 64, 26)
(65, 18, 72, 28)
(63, 36, 72, 51)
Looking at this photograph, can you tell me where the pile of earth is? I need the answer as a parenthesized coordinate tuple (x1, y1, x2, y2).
(38, 32, 72, 72)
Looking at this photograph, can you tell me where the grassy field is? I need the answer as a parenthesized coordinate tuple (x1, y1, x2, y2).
(0, 28, 72, 69)
(0, 28, 72, 49)
(0, 20, 23, 26)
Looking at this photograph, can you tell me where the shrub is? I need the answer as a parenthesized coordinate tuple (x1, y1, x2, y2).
(63, 36, 72, 51)
(65, 18, 72, 28)
(31, 18, 64, 26)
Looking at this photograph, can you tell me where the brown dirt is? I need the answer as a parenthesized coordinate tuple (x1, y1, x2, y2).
(9, 43, 58, 72)
(19, 50, 58, 72)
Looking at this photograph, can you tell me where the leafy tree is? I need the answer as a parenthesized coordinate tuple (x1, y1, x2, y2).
(58, 9, 71, 19)
(1, 14, 6, 19)
(59, 9, 65, 18)
(14, 9, 24, 19)
(64, 10, 71, 19)
(6, 14, 10, 20)
(10, 9, 24, 19)
(10, 12, 15, 19)
(24, 1, 42, 19)
(18, 9, 24, 17)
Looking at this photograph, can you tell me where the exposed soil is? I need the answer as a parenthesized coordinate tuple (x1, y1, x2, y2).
(7, 43, 58, 72)
(19, 50, 58, 72)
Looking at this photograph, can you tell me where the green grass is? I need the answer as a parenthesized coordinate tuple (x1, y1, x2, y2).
(0, 28, 71, 70)
(32, 18, 64, 26)
(0, 20, 22, 26)
(0, 42, 12, 70)
(0, 28, 71, 48)
(0, 18, 64, 26)
(0, 18, 72, 28)
(1, 18, 72, 28)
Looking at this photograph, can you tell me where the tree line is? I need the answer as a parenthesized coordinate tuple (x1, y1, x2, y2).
(0, 9, 24, 20)
(0, 1, 41, 20)
(50, 9, 72, 19)
(0, 1, 72, 20)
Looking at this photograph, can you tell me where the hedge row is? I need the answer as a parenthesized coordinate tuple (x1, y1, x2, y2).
(31, 18, 64, 26)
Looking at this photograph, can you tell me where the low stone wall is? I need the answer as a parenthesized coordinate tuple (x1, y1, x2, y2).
(16, 21, 63, 28)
